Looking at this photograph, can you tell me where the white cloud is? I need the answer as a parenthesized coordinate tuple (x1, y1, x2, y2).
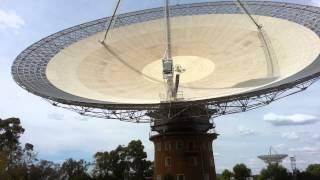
(74, 116, 89, 122)
(289, 147, 320, 154)
(246, 158, 264, 169)
(0, 9, 25, 31)
(20, 115, 151, 160)
(274, 143, 287, 151)
(312, 134, 320, 140)
(263, 113, 319, 126)
(236, 126, 256, 136)
(281, 132, 300, 140)
(312, 0, 320, 6)
(48, 113, 64, 121)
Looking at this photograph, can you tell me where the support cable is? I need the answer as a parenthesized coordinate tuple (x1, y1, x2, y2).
(236, 0, 261, 29)
(236, 0, 279, 76)
(101, 0, 121, 43)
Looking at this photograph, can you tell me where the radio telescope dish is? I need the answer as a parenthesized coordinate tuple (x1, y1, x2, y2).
(258, 147, 288, 165)
(12, 1, 320, 121)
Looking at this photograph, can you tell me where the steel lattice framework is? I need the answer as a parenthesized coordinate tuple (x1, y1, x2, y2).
(12, 1, 320, 122)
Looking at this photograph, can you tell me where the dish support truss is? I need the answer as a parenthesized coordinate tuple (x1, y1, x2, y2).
(45, 75, 320, 123)
(12, 1, 320, 123)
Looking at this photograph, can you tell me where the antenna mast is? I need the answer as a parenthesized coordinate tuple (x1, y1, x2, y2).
(290, 156, 297, 180)
(162, 0, 175, 101)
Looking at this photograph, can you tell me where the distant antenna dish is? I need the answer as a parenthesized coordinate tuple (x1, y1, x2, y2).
(258, 147, 288, 165)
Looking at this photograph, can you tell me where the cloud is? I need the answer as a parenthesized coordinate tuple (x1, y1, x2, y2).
(312, 0, 320, 6)
(20, 115, 151, 161)
(236, 126, 256, 136)
(274, 143, 287, 151)
(48, 113, 64, 121)
(74, 116, 89, 122)
(0, 9, 25, 31)
(312, 134, 320, 140)
(281, 132, 300, 140)
(246, 158, 264, 170)
(289, 147, 320, 154)
(263, 113, 319, 126)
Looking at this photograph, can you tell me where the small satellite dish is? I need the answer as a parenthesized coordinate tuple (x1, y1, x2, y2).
(258, 147, 288, 165)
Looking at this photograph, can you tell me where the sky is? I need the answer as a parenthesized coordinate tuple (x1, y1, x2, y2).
(0, 0, 320, 174)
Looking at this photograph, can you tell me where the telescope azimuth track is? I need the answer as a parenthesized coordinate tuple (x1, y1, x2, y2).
(12, 1, 320, 122)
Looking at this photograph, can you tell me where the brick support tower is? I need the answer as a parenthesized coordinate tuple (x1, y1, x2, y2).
(149, 105, 218, 180)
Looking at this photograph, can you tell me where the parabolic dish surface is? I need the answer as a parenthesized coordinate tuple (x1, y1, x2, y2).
(12, 1, 320, 109)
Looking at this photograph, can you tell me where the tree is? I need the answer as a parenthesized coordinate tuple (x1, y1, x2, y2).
(22, 143, 38, 166)
(0, 151, 8, 178)
(220, 169, 233, 180)
(1, 117, 156, 179)
(60, 158, 91, 180)
(0, 117, 61, 180)
(233, 163, 251, 180)
(29, 160, 60, 180)
(0, 118, 25, 169)
(296, 170, 316, 180)
(0, 118, 25, 152)
(306, 164, 320, 177)
(93, 151, 112, 179)
(109, 145, 128, 179)
(0, 117, 35, 179)
(143, 160, 153, 178)
(126, 140, 152, 180)
(93, 146, 127, 180)
(259, 164, 290, 180)
(93, 140, 153, 180)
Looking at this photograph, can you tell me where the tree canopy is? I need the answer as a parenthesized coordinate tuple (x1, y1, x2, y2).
(220, 169, 233, 180)
(2, 117, 320, 180)
(60, 158, 91, 180)
(259, 164, 290, 180)
(306, 164, 320, 177)
(233, 163, 251, 180)
(93, 140, 153, 180)
(0, 117, 153, 180)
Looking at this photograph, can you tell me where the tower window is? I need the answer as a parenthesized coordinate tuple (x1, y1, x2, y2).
(177, 174, 185, 180)
(165, 142, 171, 151)
(188, 156, 198, 167)
(165, 157, 172, 167)
(176, 140, 183, 150)
(157, 175, 161, 180)
(187, 141, 195, 151)
(204, 174, 209, 180)
(192, 156, 198, 166)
